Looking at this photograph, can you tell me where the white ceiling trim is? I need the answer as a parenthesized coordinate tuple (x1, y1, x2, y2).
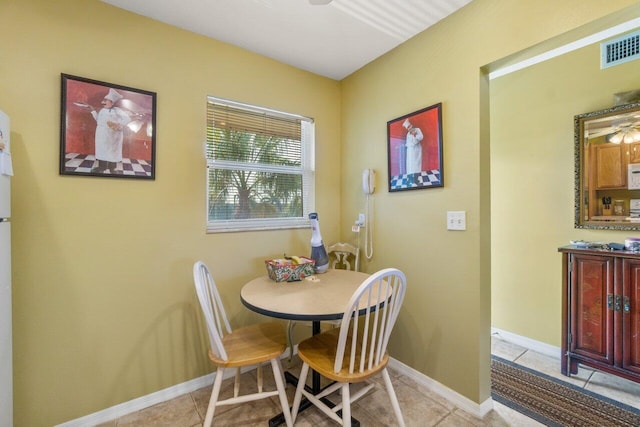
(489, 18, 640, 80)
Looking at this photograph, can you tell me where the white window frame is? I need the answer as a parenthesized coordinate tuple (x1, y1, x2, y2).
(206, 97, 315, 233)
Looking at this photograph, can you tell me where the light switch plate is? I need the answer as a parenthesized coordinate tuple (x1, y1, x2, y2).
(447, 211, 466, 230)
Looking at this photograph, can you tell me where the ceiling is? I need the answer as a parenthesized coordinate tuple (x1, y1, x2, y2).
(100, 0, 473, 80)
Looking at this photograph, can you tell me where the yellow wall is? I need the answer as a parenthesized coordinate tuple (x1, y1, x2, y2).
(2, 0, 639, 425)
(340, 0, 639, 404)
(491, 28, 640, 344)
(2, 1, 341, 425)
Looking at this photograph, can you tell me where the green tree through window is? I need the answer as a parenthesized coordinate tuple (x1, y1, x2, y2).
(206, 98, 315, 232)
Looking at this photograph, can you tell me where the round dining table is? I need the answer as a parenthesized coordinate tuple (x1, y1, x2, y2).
(240, 268, 370, 323)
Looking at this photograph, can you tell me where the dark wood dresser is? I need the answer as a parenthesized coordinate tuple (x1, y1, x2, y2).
(559, 246, 640, 384)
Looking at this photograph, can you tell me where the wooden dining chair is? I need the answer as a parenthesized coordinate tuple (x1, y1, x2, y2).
(193, 261, 293, 427)
(327, 242, 360, 272)
(290, 267, 407, 426)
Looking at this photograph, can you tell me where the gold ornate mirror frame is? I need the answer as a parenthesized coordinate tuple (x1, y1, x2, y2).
(575, 102, 640, 230)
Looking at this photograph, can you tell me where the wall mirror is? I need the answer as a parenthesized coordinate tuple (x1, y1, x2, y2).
(576, 102, 640, 230)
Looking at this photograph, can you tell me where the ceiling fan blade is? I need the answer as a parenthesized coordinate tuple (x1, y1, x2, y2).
(586, 127, 616, 139)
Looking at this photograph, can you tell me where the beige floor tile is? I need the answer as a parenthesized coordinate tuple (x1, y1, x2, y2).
(435, 409, 508, 427)
(201, 401, 281, 426)
(488, 401, 545, 426)
(116, 393, 201, 427)
(586, 370, 640, 410)
(289, 405, 336, 427)
(513, 348, 593, 387)
(191, 367, 284, 425)
(355, 378, 451, 426)
(394, 370, 458, 412)
(435, 411, 483, 427)
(490, 336, 527, 361)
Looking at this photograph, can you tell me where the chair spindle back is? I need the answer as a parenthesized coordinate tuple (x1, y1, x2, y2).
(193, 261, 233, 361)
(334, 268, 406, 374)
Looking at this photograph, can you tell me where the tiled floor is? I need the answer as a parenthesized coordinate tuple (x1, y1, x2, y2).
(96, 335, 640, 426)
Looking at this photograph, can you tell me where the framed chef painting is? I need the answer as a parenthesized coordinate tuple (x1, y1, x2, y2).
(59, 74, 157, 179)
(387, 103, 443, 192)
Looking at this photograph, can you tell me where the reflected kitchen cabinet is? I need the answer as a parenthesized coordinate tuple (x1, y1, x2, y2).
(591, 141, 640, 189)
(594, 143, 626, 189)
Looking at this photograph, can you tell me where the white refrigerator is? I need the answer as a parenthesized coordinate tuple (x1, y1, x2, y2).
(0, 109, 13, 427)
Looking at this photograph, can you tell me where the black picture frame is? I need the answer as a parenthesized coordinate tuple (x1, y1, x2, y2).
(60, 74, 157, 179)
(387, 103, 443, 192)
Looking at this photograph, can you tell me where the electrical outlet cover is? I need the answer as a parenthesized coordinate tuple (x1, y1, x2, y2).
(447, 211, 466, 230)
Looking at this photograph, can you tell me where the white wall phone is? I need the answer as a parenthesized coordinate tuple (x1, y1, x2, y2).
(362, 168, 375, 195)
(360, 169, 375, 261)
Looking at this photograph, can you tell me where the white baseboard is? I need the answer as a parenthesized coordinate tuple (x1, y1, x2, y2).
(387, 358, 494, 419)
(490, 327, 560, 359)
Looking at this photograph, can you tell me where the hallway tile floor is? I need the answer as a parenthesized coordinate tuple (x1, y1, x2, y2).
(96, 335, 640, 426)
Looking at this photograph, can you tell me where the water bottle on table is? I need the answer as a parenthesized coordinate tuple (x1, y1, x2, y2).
(309, 212, 328, 273)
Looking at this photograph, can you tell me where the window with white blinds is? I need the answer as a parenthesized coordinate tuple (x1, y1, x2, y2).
(206, 97, 315, 232)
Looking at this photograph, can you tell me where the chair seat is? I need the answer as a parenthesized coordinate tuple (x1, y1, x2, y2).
(297, 328, 388, 383)
(209, 321, 286, 368)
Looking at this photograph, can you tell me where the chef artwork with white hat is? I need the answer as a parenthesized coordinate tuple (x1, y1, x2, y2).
(90, 87, 131, 174)
(103, 88, 123, 104)
(403, 117, 423, 180)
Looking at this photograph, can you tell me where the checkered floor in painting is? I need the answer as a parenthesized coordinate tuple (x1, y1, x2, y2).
(390, 169, 441, 190)
(64, 153, 152, 177)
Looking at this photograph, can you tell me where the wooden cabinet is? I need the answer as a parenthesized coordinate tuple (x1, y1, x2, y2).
(592, 141, 640, 189)
(594, 143, 626, 188)
(559, 247, 640, 383)
(628, 141, 640, 164)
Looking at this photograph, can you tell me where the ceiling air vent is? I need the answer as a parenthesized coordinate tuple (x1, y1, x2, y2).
(601, 30, 640, 69)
